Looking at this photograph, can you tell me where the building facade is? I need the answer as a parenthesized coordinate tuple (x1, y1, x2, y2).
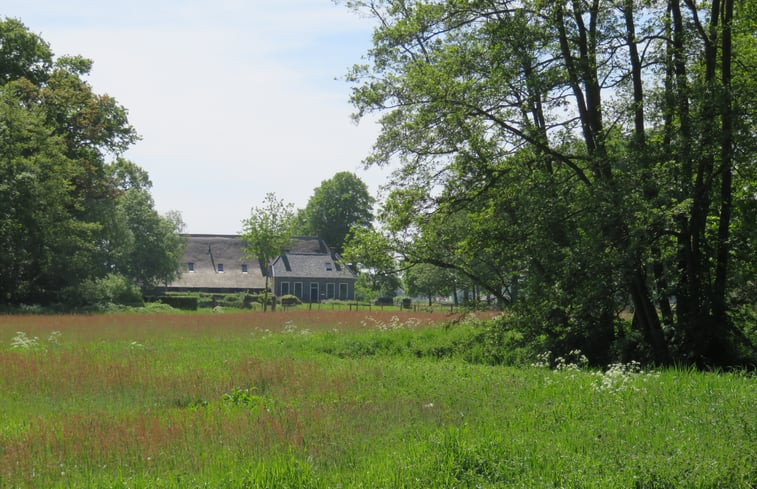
(167, 235, 356, 302)
(270, 236, 356, 302)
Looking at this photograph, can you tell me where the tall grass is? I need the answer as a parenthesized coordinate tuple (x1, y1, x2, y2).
(0, 312, 754, 488)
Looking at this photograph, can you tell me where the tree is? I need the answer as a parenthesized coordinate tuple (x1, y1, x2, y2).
(0, 17, 52, 85)
(0, 17, 182, 307)
(344, 0, 755, 366)
(403, 262, 454, 306)
(342, 227, 401, 299)
(108, 159, 186, 290)
(241, 193, 296, 311)
(0, 84, 73, 303)
(296, 171, 374, 253)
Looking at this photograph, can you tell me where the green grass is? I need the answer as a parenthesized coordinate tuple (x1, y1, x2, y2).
(0, 312, 754, 488)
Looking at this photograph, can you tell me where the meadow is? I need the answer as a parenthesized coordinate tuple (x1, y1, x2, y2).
(0, 311, 754, 488)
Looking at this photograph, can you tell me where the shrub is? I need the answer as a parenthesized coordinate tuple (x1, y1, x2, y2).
(157, 295, 198, 311)
(279, 294, 302, 306)
(221, 293, 245, 309)
(458, 314, 540, 366)
(243, 294, 257, 309)
(68, 273, 144, 308)
(141, 302, 176, 313)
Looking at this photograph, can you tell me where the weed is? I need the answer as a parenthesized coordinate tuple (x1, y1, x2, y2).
(223, 387, 279, 414)
(10, 331, 42, 351)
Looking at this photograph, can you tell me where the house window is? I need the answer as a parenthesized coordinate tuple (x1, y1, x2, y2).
(280, 282, 290, 295)
(339, 283, 348, 300)
(217, 263, 224, 273)
(327, 283, 335, 299)
(188, 262, 194, 272)
(293, 282, 303, 299)
(242, 264, 248, 273)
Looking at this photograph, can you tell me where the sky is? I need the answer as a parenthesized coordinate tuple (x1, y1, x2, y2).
(3, 1, 387, 234)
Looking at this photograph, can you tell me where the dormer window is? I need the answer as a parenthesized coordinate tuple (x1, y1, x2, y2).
(217, 263, 224, 273)
(242, 264, 248, 273)
(325, 262, 333, 271)
(188, 262, 194, 272)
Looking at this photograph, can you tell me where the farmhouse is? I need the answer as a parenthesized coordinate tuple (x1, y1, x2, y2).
(168, 234, 266, 293)
(270, 236, 356, 302)
(167, 234, 356, 302)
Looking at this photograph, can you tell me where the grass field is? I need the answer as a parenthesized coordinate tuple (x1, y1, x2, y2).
(0, 311, 754, 488)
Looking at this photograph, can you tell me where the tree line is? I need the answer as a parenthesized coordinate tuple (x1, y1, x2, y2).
(0, 18, 383, 311)
(4, 5, 754, 368)
(0, 18, 184, 309)
(339, 0, 756, 367)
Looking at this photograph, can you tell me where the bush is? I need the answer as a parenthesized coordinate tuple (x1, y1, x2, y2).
(141, 302, 177, 313)
(68, 274, 144, 308)
(460, 319, 535, 366)
(279, 294, 302, 306)
(221, 293, 245, 308)
(243, 294, 258, 309)
(157, 295, 198, 311)
(197, 293, 215, 308)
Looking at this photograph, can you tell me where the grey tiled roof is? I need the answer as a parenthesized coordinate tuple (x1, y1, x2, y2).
(271, 236, 356, 281)
(168, 234, 266, 290)
(283, 236, 328, 254)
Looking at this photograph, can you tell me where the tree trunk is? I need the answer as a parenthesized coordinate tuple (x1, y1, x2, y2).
(263, 275, 269, 312)
(630, 267, 671, 365)
(713, 0, 734, 324)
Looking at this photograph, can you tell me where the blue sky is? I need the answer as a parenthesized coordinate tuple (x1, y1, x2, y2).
(3, 1, 385, 234)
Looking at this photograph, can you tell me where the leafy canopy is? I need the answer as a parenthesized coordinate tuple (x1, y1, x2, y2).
(296, 171, 374, 253)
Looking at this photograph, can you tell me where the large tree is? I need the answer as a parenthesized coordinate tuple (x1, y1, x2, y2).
(296, 171, 374, 253)
(344, 0, 755, 366)
(107, 159, 187, 290)
(0, 17, 184, 306)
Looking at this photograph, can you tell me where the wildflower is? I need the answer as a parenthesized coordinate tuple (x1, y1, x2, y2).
(10, 332, 41, 350)
(593, 361, 654, 394)
(48, 331, 63, 344)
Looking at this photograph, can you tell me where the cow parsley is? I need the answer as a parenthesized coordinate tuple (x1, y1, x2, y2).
(10, 331, 41, 350)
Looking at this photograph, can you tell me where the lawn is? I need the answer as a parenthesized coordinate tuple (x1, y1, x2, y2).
(0, 311, 754, 488)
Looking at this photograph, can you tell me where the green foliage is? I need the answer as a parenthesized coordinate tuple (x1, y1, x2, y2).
(169, 292, 262, 310)
(295, 171, 374, 253)
(345, 0, 757, 367)
(0, 18, 184, 307)
(111, 176, 186, 290)
(279, 294, 302, 306)
(67, 273, 144, 308)
(154, 295, 198, 311)
(311, 314, 533, 366)
(343, 228, 401, 299)
(0, 17, 52, 85)
(241, 192, 296, 271)
(241, 193, 296, 311)
(403, 262, 455, 305)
